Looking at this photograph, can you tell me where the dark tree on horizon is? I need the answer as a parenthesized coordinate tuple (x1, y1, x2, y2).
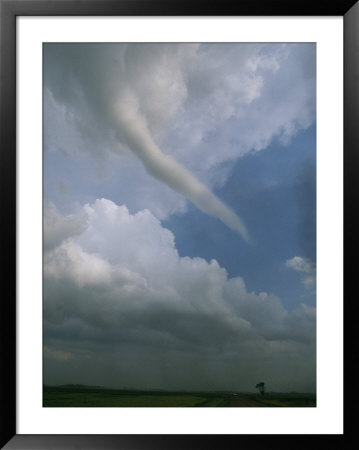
(256, 382, 266, 396)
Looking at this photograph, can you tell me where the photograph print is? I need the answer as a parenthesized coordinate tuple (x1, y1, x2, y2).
(43, 43, 316, 407)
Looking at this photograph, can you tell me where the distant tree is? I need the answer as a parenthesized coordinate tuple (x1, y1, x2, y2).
(256, 382, 265, 396)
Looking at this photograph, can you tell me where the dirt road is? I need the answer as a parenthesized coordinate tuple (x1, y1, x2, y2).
(229, 396, 266, 407)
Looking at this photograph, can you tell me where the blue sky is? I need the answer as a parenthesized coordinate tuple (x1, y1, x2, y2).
(43, 43, 316, 392)
(164, 124, 316, 311)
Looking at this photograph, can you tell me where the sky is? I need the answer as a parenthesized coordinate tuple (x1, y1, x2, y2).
(43, 43, 316, 393)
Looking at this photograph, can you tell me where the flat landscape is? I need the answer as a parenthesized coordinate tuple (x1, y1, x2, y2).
(43, 385, 316, 407)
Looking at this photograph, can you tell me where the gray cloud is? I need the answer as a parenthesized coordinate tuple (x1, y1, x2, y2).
(43, 199, 315, 391)
(43, 335, 315, 392)
(44, 43, 249, 239)
(43, 201, 88, 251)
(43, 43, 315, 225)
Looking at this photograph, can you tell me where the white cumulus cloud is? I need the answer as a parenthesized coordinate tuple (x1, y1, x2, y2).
(286, 256, 316, 289)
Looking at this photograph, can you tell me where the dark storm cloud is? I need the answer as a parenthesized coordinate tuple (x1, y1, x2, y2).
(43, 200, 316, 391)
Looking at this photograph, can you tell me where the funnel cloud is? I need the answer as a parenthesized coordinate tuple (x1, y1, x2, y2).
(114, 90, 248, 240)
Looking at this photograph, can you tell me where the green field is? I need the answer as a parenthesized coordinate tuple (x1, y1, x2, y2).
(43, 385, 316, 407)
(232, 392, 316, 407)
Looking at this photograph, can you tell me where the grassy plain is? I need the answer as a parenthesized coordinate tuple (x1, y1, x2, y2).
(43, 385, 316, 407)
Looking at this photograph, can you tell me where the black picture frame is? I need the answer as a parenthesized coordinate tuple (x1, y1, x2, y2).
(1, 0, 357, 448)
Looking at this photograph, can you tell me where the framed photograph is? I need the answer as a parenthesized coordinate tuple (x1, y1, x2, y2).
(1, 1, 356, 448)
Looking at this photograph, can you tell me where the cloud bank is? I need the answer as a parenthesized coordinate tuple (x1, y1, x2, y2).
(44, 199, 316, 391)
